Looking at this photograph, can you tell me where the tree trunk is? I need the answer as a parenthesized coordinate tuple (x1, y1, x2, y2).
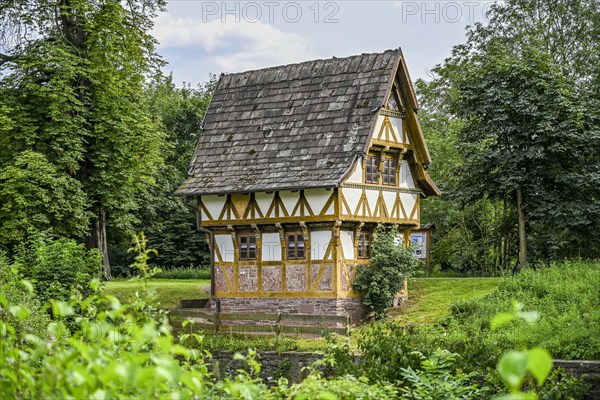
(86, 208, 112, 280)
(501, 197, 507, 271)
(516, 185, 527, 271)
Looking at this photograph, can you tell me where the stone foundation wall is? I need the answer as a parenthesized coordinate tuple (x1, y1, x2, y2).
(554, 360, 600, 399)
(211, 297, 365, 323)
(208, 351, 326, 383)
(209, 352, 600, 397)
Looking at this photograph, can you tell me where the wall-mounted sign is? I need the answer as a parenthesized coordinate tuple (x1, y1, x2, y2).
(410, 232, 427, 259)
(410, 224, 435, 276)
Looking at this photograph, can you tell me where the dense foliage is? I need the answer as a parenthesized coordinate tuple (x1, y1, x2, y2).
(448, 261, 600, 360)
(0, 254, 50, 338)
(0, 5, 215, 276)
(344, 261, 600, 383)
(2, 236, 593, 399)
(353, 225, 420, 318)
(0, 238, 469, 400)
(14, 236, 103, 306)
(107, 77, 214, 276)
(0, 271, 557, 399)
(0, 0, 168, 277)
(420, 0, 600, 274)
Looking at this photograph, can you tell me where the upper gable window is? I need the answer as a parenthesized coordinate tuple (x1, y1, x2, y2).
(387, 92, 400, 111)
(365, 154, 379, 184)
(387, 83, 403, 112)
(287, 232, 305, 260)
(382, 155, 397, 186)
(239, 234, 257, 261)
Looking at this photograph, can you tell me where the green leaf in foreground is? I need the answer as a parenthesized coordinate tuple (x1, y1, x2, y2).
(527, 348, 553, 386)
(497, 351, 529, 390)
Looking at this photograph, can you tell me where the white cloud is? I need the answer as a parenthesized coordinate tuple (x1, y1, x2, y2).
(152, 14, 314, 73)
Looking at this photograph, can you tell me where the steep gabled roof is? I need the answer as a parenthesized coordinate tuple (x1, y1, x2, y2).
(175, 50, 400, 196)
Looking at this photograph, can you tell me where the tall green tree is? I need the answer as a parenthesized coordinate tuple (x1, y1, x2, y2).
(0, 0, 167, 277)
(418, 79, 516, 275)
(422, 0, 600, 270)
(445, 45, 598, 269)
(111, 76, 217, 271)
(464, 0, 600, 83)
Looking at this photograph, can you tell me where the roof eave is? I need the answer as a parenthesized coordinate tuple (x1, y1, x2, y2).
(174, 183, 339, 198)
(419, 172, 442, 197)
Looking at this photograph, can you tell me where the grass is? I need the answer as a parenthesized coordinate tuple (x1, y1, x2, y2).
(104, 279, 210, 309)
(103, 277, 501, 351)
(445, 260, 600, 360)
(181, 331, 330, 353)
(391, 277, 501, 325)
(103, 277, 500, 326)
(376, 261, 600, 363)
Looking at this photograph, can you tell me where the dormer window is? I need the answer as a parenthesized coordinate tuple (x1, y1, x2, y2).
(382, 155, 397, 186)
(365, 154, 379, 184)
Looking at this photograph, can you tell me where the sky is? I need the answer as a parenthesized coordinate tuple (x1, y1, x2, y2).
(152, 0, 495, 86)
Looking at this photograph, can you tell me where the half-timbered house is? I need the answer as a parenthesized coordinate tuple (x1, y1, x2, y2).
(175, 49, 439, 320)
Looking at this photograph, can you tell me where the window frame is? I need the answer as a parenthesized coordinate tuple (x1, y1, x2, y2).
(238, 233, 257, 261)
(387, 81, 405, 113)
(401, 159, 412, 186)
(382, 155, 397, 186)
(365, 153, 379, 184)
(357, 232, 371, 259)
(286, 231, 306, 260)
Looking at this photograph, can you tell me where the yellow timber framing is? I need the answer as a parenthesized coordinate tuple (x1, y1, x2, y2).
(338, 184, 421, 225)
(213, 221, 339, 298)
(360, 50, 439, 197)
(373, 114, 408, 147)
(203, 183, 420, 299)
(198, 189, 336, 227)
(198, 53, 440, 301)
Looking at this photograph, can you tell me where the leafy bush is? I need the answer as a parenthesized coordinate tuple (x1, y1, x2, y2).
(0, 273, 217, 398)
(447, 260, 600, 360)
(353, 225, 421, 318)
(537, 368, 589, 400)
(153, 266, 211, 280)
(0, 253, 50, 337)
(13, 236, 103, 306)
(330, 301, 587, 399)
(0, 236, 396, 399)
(329, 329, 491, 397)
(364, 261, 600, 369)
(399, 349, 488, 399)
(330, 322, 422, 381)
(266, 373, 398, 400)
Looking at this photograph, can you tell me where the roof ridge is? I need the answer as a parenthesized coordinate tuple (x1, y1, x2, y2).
(219, 48, 401, 77)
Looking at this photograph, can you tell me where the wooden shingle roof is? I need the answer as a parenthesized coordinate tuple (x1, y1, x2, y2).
(175, 49, 402, 196)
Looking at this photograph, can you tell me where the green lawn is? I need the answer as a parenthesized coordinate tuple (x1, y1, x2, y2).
(104, 279, 210, 309)
(104, 277, 500, 323)
(391, 278, 500, 325)
(103, 277, 500, 351)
